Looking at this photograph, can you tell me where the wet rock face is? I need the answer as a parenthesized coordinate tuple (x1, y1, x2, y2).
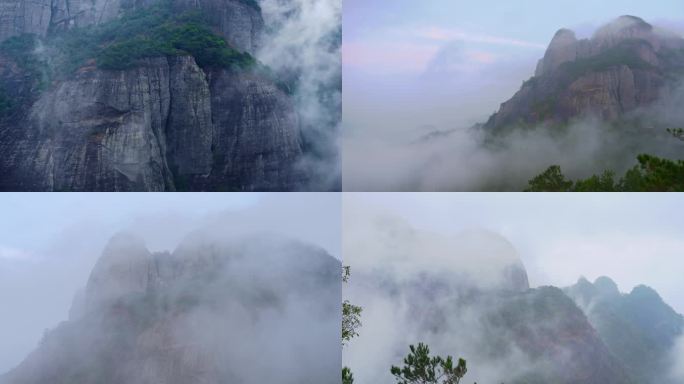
(486, 15, 684, 133)
(165, 56, 214, 180)
(0, 0, 51, 42)
(0, 54, 304, 191)
(206, 69, 304, 191)
(12, 58, 175, 191)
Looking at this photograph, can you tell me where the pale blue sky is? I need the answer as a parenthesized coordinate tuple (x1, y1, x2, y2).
(345, 0, 684, 49)
(0, 193, 341, 374)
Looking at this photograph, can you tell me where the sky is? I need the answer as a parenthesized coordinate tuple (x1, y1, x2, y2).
(342, 0, 684, 190)
(344, 0, 684, 133)
(0, 193, 341, 374)
(343, 193, 684, 314)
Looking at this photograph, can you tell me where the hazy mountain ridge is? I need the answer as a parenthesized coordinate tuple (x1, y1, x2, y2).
(484, 15, 684, 133)
(356, 269, 682, 384)
(0, 232, 341, 384)
(565, 276, 684, 384)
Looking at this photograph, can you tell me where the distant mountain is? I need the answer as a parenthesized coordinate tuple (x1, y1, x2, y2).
(0, 233, 340, 384)
(566, 276, 684, 384)
(484, 286, 635, 384)
(484, 15, 684, 133)
(366, 271, 683, 384)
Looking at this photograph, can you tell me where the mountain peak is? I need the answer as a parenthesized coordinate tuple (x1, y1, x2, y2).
(613, 15, 652, 30)
(535, 28, 580, 76)
(629, 284, 662, 301)
(594, 276, 619, 295)
(552, 28, 577, 42)
(593, 15, 655, 45)
(83, 233, 152, 311)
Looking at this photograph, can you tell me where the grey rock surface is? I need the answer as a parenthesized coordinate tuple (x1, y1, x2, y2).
(0, 55, 304, 191)
(173, 0, 264, 54)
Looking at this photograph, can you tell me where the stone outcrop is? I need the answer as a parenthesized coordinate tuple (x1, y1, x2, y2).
(485, 15, 684, 133)
(0, 0, 51, 42)
(205, 69, 303, 190)
(173, 0, 263, 54)
(0, 56, 303, 191)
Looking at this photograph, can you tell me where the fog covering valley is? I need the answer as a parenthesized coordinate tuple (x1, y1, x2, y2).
(0, 194, 341, 384)
(342, 194, 684, 384)
(343, 1, 684, 191)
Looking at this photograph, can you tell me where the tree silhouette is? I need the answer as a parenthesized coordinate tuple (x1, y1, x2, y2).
(342, 266, 363, 383)
(391, 343, 468, 384)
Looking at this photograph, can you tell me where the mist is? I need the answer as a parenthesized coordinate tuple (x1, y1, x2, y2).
(342, 194, 684, 383)
(671, 335, 684, 382)
(0, 193, 341, 379)
(343, 204, 554, 383)
(343, 73, 684, 191)
(258, 0, 342, 190)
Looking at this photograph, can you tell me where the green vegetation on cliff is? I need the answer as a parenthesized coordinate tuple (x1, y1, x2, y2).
(56, 2, 255, 71)
(0, 34, 49, 117)
(94, 4, 255, 70)
(0, 34, 49, 86)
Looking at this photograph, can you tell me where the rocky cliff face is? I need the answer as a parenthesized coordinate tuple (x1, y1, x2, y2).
(485, 15, 684, 133)
(0, 0, 308, 191)
(1, 232, 341, 384)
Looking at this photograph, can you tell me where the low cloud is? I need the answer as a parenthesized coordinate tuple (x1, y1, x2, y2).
(343, 76, 684, 191)
(258, 0, 342, 190)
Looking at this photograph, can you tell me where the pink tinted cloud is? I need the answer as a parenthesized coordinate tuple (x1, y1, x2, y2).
(415, 26, 546, 49)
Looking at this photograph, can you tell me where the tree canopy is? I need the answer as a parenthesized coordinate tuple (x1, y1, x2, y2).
(526, 154, 684, 192)
(391, 343, 469, 384)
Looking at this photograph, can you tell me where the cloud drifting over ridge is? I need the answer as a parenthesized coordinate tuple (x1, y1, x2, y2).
(0, 193, 341, 375)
